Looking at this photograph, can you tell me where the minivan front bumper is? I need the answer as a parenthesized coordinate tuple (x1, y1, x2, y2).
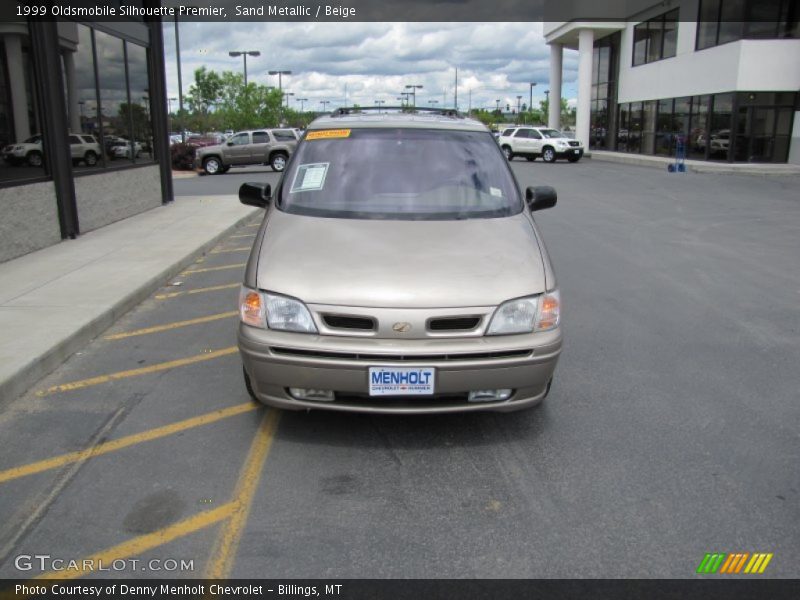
(238, 324, 562, 414)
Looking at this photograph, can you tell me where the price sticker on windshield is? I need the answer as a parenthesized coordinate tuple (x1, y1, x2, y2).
(306, 129, 351, 140)
(290, 163, 329, 192)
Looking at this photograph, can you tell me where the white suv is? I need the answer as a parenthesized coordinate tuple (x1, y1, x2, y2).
(498, 127, 584, 163)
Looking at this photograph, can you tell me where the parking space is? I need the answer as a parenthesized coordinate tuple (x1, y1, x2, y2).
(0, 160, 798, 579)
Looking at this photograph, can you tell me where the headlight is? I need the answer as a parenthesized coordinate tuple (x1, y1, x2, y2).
(239, 287, 317, 333)
(486, 290, 560, 335)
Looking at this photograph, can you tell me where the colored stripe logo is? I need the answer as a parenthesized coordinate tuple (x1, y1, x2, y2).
(697, 552, 773, 574)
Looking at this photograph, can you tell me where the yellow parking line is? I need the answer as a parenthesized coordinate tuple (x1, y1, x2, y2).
(180, 263, 246, 276)
(155, 283, 240, 300)
(36, 347, 238, 396)
(0, 403, 257, 484)
(104, 311, 238, 340)
(205, 410, 281, 578)
(230, 233, 256, 239)
(35, 503, 237, 580)
(211, 247, 251, 254)
(244, 223, 260, 228)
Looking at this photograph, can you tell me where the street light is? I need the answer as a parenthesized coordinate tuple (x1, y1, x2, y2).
(374, 99, 385, 112)
(283, 91, 294, 107)
(228, 50, 260, 86)
(495, 99, 501, 112)
(268, 70, 292, 93)
(529, 82, 537, 113)
(429, 99, 439, 107)
(296, 97, 308, 112)
(320, 100, 330, 112)
(405, 84, 423, 108)
(399, 92, 412, 107)
(544, 89, 550, 116)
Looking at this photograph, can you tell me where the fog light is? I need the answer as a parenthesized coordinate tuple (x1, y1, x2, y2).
(468, 389, 512, 402)
(289, 388, 335, 402)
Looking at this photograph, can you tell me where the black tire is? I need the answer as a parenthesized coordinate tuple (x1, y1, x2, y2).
(84, 151, 98, 166)
(26, 150, 43, 167)
(220, 165, 231, 174)
(568, 155, 581, 163)
(501, 145, 513, 161)
(243, 366, 258, 402)
(526, 156, 536, 162)
(203, 156, 222, 175)
(270, 152, 288, 172)
(542, 146, 556, 163)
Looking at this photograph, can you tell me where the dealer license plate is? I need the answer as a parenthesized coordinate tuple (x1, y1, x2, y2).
(574, 149, 580, 154)
(368, 367, 435, 396)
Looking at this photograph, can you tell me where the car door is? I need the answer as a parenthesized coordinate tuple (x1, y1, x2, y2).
(512, 128, 531, 155)
(528, 129, 544, 154)
(250, 131, 271, 164)
(68, 134, 83, 159)
(224, 132, 251, 164)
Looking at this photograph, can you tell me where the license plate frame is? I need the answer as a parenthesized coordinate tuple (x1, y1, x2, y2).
(368, 366, 436, 396)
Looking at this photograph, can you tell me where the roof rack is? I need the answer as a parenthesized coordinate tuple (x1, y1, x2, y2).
(331, 106, 462, 118)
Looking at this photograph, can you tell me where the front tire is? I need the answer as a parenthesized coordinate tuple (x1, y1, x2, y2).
(84, 151, 98, 166)
(270, 153, 287, 172)
(203, 156, 222, 175)
(542, 146, 556, 163)
(501, 145, 513, 161)
(26, 150, 43, 167)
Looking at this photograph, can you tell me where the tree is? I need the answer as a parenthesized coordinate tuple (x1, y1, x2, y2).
(117, 102, 150, 140)
(186, 67, 223, 132)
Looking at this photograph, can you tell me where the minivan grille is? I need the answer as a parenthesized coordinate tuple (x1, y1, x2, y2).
(270, 347, 531, 362)
(428, 316, 481, 331)
(568, 141, 580, 147)
(322, 315, 376, 331)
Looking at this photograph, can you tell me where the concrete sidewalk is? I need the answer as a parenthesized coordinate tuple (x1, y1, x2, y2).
(589, 150, 800, 175)
(0, 194, 258, 405)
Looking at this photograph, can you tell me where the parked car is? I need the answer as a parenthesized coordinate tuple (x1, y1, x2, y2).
(237, 109, 562, 414)
(195, 129, 298, 174)
(2, 134, 44, 166)
(68, 133, 102, 166)
(498, 126, 584, 162)
(111, 140, 143, 159)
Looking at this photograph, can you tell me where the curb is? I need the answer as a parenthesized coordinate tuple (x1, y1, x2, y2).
(586, 152, 800, 176)
(0, 209, 258, 408)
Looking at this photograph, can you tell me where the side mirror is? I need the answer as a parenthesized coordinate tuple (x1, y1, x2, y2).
(525, 186, 557, 211)
(239, 182, 272, 208)
(226, 141, 234, 146)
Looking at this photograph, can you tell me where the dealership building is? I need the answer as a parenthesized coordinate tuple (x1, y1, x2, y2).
(0, 16, 171, 263)
(545, 0, 800, 164)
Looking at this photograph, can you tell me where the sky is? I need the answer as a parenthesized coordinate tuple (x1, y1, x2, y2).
(161, 22, 579, 114)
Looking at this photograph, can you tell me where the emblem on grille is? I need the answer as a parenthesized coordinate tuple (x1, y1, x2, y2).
(392, 322, 412, 333)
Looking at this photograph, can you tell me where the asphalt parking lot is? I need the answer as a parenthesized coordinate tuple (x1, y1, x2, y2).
(0, 159, 798, 579)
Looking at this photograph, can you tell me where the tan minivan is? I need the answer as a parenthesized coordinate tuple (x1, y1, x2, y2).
(237, 109, 562, 413)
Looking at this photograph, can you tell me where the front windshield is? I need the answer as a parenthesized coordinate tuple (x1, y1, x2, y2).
(279, 128, 522, 220)
(25, 136, 41, 144)
(540, 129, 562, 139)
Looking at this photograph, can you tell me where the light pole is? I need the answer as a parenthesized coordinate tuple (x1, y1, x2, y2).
(516, 95, 523, 123)
(405, 84, 423, 108)
(283, 91, 294, 108)
(296, 97, 308, 112)
(429, 99, 439, 107)
(228, 50, 260, 86)
(495, 99, 501, 112)
(399, 92, 412, 107)
(268, 70, 292, 94)
(529, 82, 537, 114)
(544, 89, 550, 118)
(174, 16, 185, 142)
(320, 100, 330, 112)
(375, 99, 385, 112)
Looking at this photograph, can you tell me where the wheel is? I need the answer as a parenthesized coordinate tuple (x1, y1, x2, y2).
(270, 153, 287, 172)
(243, 367, 258, 402)
(501, 145, 513, 161)
(84, 151, 98, 166)
(567, 156, 581, 163)
(203, 156, 222, 175)
(526, 156, 536, 162)
(542, 146, 556, 163)
(26, 150, 43, 167)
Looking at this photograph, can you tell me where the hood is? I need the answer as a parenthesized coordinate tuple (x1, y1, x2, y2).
(254, 210, 546, 308)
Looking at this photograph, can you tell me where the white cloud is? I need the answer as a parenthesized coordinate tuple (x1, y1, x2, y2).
(162, 22, 579, 112)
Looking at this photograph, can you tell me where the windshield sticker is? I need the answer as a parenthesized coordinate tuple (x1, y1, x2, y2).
(490, 187, 503, 198)
(306, 129, 351, 140)
(290, 163, 329, 193)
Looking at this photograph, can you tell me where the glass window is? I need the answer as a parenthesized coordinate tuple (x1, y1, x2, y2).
(252, 131, 269, 144)
(124, 42, 153, 163)
(529, 129, 542, 139)
(709, 93, 733, 161)
(718, 0, 745, 44)
(513, 129, 530, 138)
(646, 19, 664, 64)
(617, 103, 629, 152)
(662, 10, 679, 58)
(68, 134, 82, 144)
(272, 130, 297, 141)
(280, 129, 522, 221)
(655, 99, 673, 156)
(633, 22, 648, 65)
(629, 102, 642, 153)
(642, 101, 657, 154)
(688, 95, 710, 160)
(95, 30, 128, 169)
(229, 132, 249, 145)
(697, 0, 721, 49)
(0, 26, 47, 182)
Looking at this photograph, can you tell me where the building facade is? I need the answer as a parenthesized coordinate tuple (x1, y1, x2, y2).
(0, 15, 171, 263)
(545, 0, 800, 164)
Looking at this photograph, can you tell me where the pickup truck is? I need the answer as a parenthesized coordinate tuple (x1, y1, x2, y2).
(195, 128, 299, 174)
